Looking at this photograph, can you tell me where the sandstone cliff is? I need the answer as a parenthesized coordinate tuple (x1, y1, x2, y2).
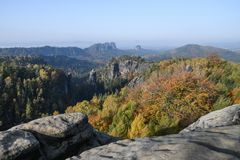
(0, 113, 117, 160)
(95, 55, 151, 88)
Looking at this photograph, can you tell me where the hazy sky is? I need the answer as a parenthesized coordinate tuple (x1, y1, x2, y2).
(0, 0, 240, 49)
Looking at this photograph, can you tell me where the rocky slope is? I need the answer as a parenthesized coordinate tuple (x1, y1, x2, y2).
(69, 105, 240, 160)
(106, 55, 148, 80)
(97, 55, 151, 86)
(87, 55, 152, 93)
(0, 105, 239, 160)
(0, 113, 117, 160)
(72, 125, 240, 160)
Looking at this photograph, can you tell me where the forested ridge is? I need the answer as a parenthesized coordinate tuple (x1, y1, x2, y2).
(0, 56, 127, 130)
(66, 56, 240, 138)
(0, 56, 74, 130)
(1, 55, 240, 138)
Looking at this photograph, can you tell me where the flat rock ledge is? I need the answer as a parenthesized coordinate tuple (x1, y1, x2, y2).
(69, 105, 240, 160)
(0, 113, 116, 160)
(180, 104, 240, 133)
(0, 130, 40, 160)
(1, 105, 240, 160)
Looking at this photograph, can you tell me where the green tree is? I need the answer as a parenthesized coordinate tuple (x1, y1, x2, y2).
(26, 99, 33, 119)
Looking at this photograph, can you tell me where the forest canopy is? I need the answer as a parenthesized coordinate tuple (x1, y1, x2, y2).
(0, 56, 72, 130)
(66, 56, 240, 138)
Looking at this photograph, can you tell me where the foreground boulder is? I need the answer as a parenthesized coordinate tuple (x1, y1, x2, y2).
(0, 130, 40, 160)
(72, 125, 240, 160)
(1, 105, 240, 160)
(0, 113, 116, 160)
(69, 105, 240, 160)
(180, 104, 240, 133)
(11, 113, 93, 159)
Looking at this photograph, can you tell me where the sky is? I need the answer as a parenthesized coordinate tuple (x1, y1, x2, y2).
(0, 0, 240, 49)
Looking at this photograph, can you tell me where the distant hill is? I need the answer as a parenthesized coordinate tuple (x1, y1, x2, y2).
(2, 43, 239, 63)
(125, 45, 161, 56)
(0, 42, 162, 62)
(0, 42, 125, 62)
(83, 42, 124, 62)
(0, 46, 85, 56)
(84, 42, 119, 55)
(145, 44, 240, 62)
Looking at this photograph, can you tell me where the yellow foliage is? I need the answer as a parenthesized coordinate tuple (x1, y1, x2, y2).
(65, 106, 74, 113)
(231, 87, 240, 104)
(128, 114, 150, 138)
(39, 69, 49, 80)
(53, 110, 60, 115)
(66, 57, 240, 138)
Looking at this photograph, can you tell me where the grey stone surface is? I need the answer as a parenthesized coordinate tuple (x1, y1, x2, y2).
(71, 131, 120, 156)
(185, 64, 193, 72)
(89, 69, 97, 83)
(72, 125, 240, 160)
(68, 105, 240, 160)
(11, 113, 94, 159)
(11, 112, 90, 138)
(0, 130, 40, 160)
(106, 56, 149, 80)
(0, 112, 115, 160)
(180, 104, 240, 133)
(128, 76, 144, 87)
(2, 105, 240, 160)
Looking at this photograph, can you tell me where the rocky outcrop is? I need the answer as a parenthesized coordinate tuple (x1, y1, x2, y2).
(74, 125, 240, 160)
(1, 105, 240, 160)
(105, 55, 149, 80)
(70, 105, 240, 160)
(0, 113, 116, 160)
(180, 104, 240, 133)
(90, 56, 151, 88)
(0, 130, 40, 160)
(128, 76, 144, 87)
(89, 69, 97, 83)
(10, 113, 93, 159)
(185, 64, 193, 72)
(109, 62, 120, 79)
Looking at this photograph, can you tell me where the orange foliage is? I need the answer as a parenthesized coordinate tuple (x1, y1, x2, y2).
(231, 87, 240, 104)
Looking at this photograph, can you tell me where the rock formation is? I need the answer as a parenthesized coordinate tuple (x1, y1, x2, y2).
(109, 62, 120, 79)
(84, 42, 119, 56)
(89, 69, 97, 83)
(1, 105, 239, 160)
(72, 125, 240, 160)
(105, 55, 149, 80)
(0, 130, 40, 160)
(0, 113, 117, 160)
(180, 104, 240, 133)
(69, 105, 240, 160)
(185, 64, 193, 72)
(128, 76, 144, 87)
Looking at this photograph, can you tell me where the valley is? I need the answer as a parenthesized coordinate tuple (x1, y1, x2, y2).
(1, 1, 240, 159)
(1, 43, 240, 134)
(1, 43, 240, 159)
